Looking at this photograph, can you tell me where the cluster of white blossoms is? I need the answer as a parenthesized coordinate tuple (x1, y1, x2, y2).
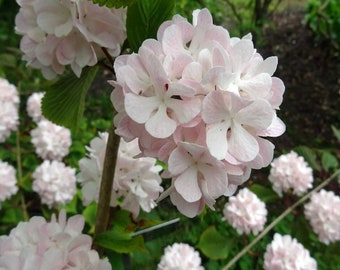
(26, 91, 45, 123)
(15, 0, 127, 79)
(268, 151, 313, 197)
(223, 188, 267, 235)
(0, 210, 111, 269)
(304, 189, 340, 244)
(112, 8, 285, 217)
(263, 233, 317, 270)
(157, 243, 204, 270)
(0, 161, 18, 205)
(0, 78, 19, 143)
(32, 160, 76, 208)
(77, 132, 163, 218)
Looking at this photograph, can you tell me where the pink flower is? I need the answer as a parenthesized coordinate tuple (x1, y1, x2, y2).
(30, 119, 72, 161)
(15, 0, 126, 78)
(304, 189, 340, 244)
(157, 243, 204, 270)
(32, 160, 76, 208)
(26, 92, 45, 122)
(0, 160, 18, 204)
(223, 188, 267, 235)
(0, 78, 19, 142)
(268, 151, 313, 197)
(263, 233, 317, 270)
(0, 210, 111, 269)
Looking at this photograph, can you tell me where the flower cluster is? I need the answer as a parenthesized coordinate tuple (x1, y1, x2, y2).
(0, 210, 111, 269)
(304, 189, 340, 244)
(268, 151, 313, 197)
(77, 132, 163, 218)
(263, 233, 317, 270)
(32, 160, 76, 208)
(112, 8, 285, 217)
(223, 188, 267, 235)
(157, 243, 204, 270)
(0, 78, 19, 143)
(15, 0, 127, 79)
(0, 161, 18, 205)
(26, 91, 45, 122)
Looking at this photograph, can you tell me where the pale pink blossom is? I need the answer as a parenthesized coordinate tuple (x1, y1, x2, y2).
(304, 189, 340, 244)
(15, 0, 126, 78)
(0, 78, 19, 142)
(77, 133, 163, 218)
(0, 210, 111, 269)
(32, 160, 76, 208)
(30, 119, 72, 161)
(26, 92, 45, 122)
(268, 151, 313, 197)
(157, 243, 204, 270)
(0, 160, 18, 204)
(223, 188, 267, 235)
(263, 233, 317, 270)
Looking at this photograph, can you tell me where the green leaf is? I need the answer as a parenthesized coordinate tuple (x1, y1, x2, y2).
(82, 202, 97, 233)
(196, 226, 233, 260)
(294, 146, 321, 171)
(331, 125, 340, 142)
(91, 0, 136, 8)
(41, 66, 99, 130)
(249, 184, 279, 203)
(126, 0, 175, 52)
(0, 53, 16, 68)
(94, 229, 147, 253)
(321, 151, 338, 172)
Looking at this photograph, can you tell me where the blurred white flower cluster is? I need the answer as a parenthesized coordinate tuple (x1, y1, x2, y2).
(0, 78, 19, 143)
(269, 151, 313, 196)
(223, 188, 267, 235)
(0, 210, 111, 269)
(304, 189, 340, 244)
(15, 0, 127, 79)
(157, 243, 204, 270)
(0, 161, 18, 205)
(77, 132, 163, 218)
(264, 233, 317, 270)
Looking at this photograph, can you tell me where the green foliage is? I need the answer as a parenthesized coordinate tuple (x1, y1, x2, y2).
(91, 0, 136, 8)
(41, 66, 99, 130)
(306, 0, 340, 50)
(249, 184, 280, 203)
(126, 0, 175, 52)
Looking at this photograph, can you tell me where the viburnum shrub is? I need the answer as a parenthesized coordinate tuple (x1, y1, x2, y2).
(0, 0, 338, 269)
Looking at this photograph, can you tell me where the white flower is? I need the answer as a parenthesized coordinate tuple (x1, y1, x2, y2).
(0, 160, 18, 203)
(223, 188, 267, 235)
(268, 151, 313, 197)
(263, 233, 317, 270)
(26, 92, 45, 122)
(0, 78, 19, 143)
(32, 160, 76, 208)
(0, 209, 111, 269)
(77, 133, 163, 218)
(304, 189, 340, 244)
(157, 243, 204, 270)
(30, 119, 72, 161)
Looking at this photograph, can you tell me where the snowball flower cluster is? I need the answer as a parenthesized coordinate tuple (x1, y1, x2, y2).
(32, 160, 76, 208)
(0, 210, 111, 269)
(263, 233, 317, 270)
(223, 188, 267, 235)
(112, 8, 285, 217)
(0, 160, 18, 204)
(157, 243, 204, 270)
(304, 189, 340, 244)
(15, 0, 126, 79)
(0, 78, 19, 142)
(77, 132, 163, 218)
(30, 119, 72, 160)
(26, 91, 45, 122)
(268, 151, 313, 197)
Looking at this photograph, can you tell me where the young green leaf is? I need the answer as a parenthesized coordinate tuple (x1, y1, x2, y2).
(126, 0, 175, 52)
(321, 151, 338, 172)
(41, 66, 99, 130)
(248, 184, 279, 203)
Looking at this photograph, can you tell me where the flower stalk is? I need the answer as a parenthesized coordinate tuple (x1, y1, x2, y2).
(222, 168, 340, 270)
